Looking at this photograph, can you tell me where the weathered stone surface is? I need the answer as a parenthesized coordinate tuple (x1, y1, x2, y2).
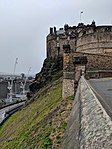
(73, 52, 112, 71)
(62, 44, 75, 99)
(73, 52, 112, 78)
(63, 72, 74, 79)
(47, 24, 112, 59)
(62, 77, 112, 149)
(62, 85, 81, 149)
(80, 77, 112, 149)
(46, 24, 112, 81)
(62, 79, 74, 99)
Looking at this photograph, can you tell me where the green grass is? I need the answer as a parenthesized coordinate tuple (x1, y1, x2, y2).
(0, 77, 73, 149)
(59, 122, 67, 130)
(67, 95, 74, 100)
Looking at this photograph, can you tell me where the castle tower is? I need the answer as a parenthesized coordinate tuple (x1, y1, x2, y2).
(62, 44, 75, 99)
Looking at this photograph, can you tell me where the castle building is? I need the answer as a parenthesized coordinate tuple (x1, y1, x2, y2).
(46, 21, 112, 98)
(47, 21, 112, 58)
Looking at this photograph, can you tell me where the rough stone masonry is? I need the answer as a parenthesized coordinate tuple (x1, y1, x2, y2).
(46, 21, 112, 99)
(62, 76, 112, 149)
(80, 77, 112, 149)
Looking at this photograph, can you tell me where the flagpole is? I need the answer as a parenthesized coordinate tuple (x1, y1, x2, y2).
(80, 11, 83, 22)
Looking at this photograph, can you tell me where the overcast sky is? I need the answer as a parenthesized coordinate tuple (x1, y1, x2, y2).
(0, 0, 111, 75)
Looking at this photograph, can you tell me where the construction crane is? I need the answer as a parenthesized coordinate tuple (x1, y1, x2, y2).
(7, 58, 18, 103)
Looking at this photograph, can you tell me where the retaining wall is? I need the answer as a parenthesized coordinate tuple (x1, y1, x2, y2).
(62, 76, 112, 149)
(73, 52, 112, 71)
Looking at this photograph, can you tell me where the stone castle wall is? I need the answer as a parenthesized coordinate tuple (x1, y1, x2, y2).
(73, 52, 112, 71)
(62, 45, 75, 99)
(47, 32, 67, 58)
(76, 26, 112, 54)
(62, 76, 112, 149)
(62, 50, 112, 98)
(46, 23, 112, 148)
(46, 23, 112, 59)
(46, 23, 112, 98)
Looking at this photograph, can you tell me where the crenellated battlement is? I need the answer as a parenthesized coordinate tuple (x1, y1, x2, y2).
(46, 22, 112, 58)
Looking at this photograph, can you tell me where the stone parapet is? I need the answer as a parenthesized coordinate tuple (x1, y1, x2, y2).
(86, 70, 112, 79)
(62, 76, 112, 149)
(62, 79, 74, 99)
(80, 77, 112, 149)
(62, 83, 80, 149)
(63, 72, 74, 79)
(73, 52, 112, 72)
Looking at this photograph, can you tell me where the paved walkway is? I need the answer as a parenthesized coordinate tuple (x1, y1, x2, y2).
(0, 102, 25, 124)
(89, 78, 112, 119)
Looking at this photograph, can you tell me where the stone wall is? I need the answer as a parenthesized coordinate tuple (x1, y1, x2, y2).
(76, 26, 112, 54)
(62, 50, 112, 98)
(73, 52, 112, 71)
(62, 76, 112, 149)
(47, 35, 57, 58)
(62, 84, 81, 149)
(80, 77, 112, 149)
(86, 70, 112, 79)
(46, 24, 112, 59)
(62, 45, 75, 99)
(62, 79, 75, 99)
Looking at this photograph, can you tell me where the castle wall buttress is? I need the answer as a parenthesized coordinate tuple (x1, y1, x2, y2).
(62, 45, 75, 99)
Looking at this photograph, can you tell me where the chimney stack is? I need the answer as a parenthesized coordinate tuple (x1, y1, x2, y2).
(50, 27, 53, 34)
(54, 27, 56, 34)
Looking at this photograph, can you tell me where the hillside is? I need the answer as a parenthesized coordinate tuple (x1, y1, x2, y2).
(0, 76, 74, 149)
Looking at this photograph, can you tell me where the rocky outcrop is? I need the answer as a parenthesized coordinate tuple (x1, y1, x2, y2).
(29, 56, 63, 93)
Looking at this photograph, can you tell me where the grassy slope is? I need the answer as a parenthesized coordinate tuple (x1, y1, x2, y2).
(0, 77, 73, 149)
